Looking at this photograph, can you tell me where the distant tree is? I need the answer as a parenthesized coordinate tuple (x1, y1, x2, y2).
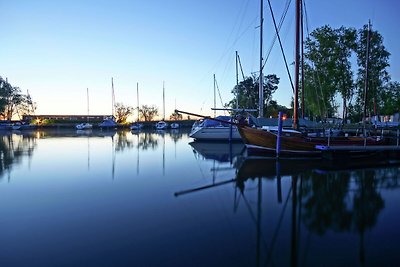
(379, 81, 400, 115)
(114, 102, 133, 124)
(17, 91, 37, 118)
(0, 76, 35, 120)
(139, 105, 158, 121)
(169, 111, 182, 121)
(226, 73, 279, 117)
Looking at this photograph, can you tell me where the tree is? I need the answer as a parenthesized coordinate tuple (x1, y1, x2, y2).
(380, 81, 400, 115)
(139, 105, 158, 122)
(0, 76, 35, 120)
(353, 23, 390, 120)
(303, 25, 356, 119)
(114, 102, 133, 124)
(170, 110, 182, 121)
(226, 73, 279, 117)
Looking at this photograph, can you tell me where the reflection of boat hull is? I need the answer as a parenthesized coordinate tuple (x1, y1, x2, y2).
(236, 156, 400, 181)
(189, 141, 245, 162)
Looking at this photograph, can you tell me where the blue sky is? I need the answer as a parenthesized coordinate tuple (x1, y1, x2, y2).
(1, 0, 399, 120)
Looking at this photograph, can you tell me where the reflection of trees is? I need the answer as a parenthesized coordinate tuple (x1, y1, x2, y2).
(137, 132, 158, 151)
(114, 131, 134, 152)
(301, 172, 352, 234)
(0, 133, 37, 179)
(300, 168, 388, 236)
(169, 130, 183, 143)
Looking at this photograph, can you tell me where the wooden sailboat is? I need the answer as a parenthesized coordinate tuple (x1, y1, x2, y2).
(237, 2, 398, 158)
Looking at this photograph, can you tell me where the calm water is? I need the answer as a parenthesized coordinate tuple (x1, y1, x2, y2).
(0, 128, 399, 267)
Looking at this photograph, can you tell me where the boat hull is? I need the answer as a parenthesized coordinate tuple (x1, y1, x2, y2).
(189, 126, 242, 141)
(238, 126, 391, 157)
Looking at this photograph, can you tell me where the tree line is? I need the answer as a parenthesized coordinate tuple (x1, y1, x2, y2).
(0, 76, 36, 120)
(226, 23, 400, 122)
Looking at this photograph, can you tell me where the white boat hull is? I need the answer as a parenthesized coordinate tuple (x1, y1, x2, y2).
(189, 126, 242, 141)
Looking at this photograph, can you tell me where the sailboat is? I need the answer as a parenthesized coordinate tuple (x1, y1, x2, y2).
(155, 81, 168, 130)
(130, 82, 143, 131)
(76, 88, 93, 130)
(237, 3, 396, 158)
(189, 73, 243, 141)
(99, 78, 118, 129)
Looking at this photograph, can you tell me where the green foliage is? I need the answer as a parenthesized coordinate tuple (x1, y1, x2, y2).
(304, 25, 356, 119)
(304, 23, 393, 122)
(226, 73, 279, 117)
(353, 23, 391, 118)
(139, 105, 159, 122)
(0, 76, 36, 120)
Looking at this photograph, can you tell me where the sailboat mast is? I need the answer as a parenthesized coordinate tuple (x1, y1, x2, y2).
(258, 0, 264, 118)
(363, 21, 371, 127)
(111, 77, 115, 118)
(293, 0, 301, 130)
(86, 87, 89, 122)
(163, 81, 165, 121)
(214, 74, 216, 118)
(137, 82, 140, 122)
(236, 51, 239, 109)
(300, 0, 305, 119)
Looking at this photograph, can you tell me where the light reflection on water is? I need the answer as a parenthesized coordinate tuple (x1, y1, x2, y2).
(0, 128, 399, 267)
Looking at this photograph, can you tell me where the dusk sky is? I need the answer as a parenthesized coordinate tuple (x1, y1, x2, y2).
(1, 0, 399, 120)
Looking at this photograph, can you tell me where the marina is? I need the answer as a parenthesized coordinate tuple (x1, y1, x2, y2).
(0, 128, 399, 266)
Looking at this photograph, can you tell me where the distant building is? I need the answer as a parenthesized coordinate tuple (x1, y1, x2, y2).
(23, 115, 113, 122)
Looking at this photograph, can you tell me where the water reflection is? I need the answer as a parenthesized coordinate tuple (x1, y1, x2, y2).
(181, 147, 400, 266)
(0, 132, 37, 180)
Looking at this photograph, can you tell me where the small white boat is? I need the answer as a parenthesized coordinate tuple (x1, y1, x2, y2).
(170, 122, 180, 129)
(12, 121, 37, 130)
(76, 122, 93, 130)
(130, 122, 143, 130)
(155, 121, 168, 130)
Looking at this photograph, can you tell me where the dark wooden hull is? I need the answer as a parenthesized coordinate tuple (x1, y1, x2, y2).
(237, 126, 390, 157)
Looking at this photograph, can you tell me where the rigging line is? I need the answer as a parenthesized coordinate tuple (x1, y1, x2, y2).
(237, 54, 246, 80)
(303, 0, 311, 36)
(203, 10, 257, 84)
(263, 0, 292, 64)
(311, 66, 323, 118)
(265, 0, 295, 93)
(214, 79, 226, 112)
(265, 185, 293, 266)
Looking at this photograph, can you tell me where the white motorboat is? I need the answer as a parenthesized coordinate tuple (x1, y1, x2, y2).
(189, 116, 241, 141)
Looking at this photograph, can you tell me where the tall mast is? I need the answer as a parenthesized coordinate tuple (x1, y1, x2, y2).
(214, 74, 216, 118)
(293, 0, 301, 130)
(137, 82, 139, 122)
(258, 0, 264, 118)
(300, 0, 305, 119)
(111, 77, 115, 118)
(163, 81, 165, 121)
(363, 21, 371, 128)
(236, 51, 239, 109)
(86, 87, 89, 122)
